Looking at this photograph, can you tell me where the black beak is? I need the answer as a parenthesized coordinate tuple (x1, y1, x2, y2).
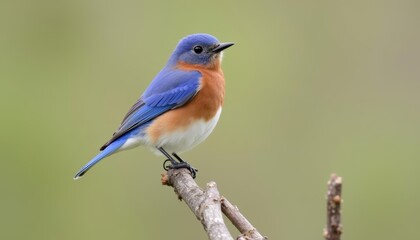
(211, 42, 234, 53)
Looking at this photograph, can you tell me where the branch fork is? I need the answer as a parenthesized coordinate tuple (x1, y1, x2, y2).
(162, 168, 267, 240)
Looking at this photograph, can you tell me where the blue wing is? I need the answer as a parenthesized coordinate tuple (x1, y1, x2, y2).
(100, 68, 201, 150)
(74, 68, 201, 179)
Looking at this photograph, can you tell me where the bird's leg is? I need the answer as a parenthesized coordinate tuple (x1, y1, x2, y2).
(171, 152, 185, 162)
(159, 147, 197, 179)
(159, 147, 178, 166)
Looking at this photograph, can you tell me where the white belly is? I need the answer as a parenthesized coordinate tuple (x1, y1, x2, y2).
(149, 107, 222, 154)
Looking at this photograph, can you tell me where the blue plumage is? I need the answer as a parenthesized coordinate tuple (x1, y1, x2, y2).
(168, 33, 220, 65)
(143, 70, 201, 107)
(73, 133, 128, 179)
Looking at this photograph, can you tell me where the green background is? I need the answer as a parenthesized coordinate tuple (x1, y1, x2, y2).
(1, 0, 419, 239)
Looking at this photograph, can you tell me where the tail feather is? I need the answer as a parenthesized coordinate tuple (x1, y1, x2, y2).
(73, 137, 126, 180)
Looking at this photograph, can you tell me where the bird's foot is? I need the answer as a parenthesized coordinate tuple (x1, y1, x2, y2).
(159, 147, 198, 179)
(164, 160, 198, 179)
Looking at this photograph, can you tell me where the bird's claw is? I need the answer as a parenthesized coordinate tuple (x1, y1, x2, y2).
(162, 159, 198, 179)
(163, 159, 172, 171)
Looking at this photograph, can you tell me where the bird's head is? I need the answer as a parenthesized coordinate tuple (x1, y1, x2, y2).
(169, 33, 234, 69)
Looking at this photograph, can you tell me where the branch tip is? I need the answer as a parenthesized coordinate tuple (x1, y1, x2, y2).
(324, 173, 343, 240)
(161, 173, 169, 186)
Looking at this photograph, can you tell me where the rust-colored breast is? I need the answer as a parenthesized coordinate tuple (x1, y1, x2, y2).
(146, 62, 225, 142)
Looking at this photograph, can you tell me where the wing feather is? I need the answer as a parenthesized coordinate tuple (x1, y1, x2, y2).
(100, 69, 201, 150)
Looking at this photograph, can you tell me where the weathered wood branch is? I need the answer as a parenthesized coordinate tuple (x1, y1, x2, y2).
(324, 174, 343, 240)
(162, 168, 266, 240)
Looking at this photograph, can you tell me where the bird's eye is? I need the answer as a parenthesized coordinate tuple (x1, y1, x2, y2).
(193, 45, 203, 54)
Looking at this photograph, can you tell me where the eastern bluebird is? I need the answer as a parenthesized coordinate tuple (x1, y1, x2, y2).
(74, 33, 234, 179)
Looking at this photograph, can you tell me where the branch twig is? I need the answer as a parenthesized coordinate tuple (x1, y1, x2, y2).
(324, 174, 343, 240)
(221, 197, 267, 240)
(162, 168, 266, 240)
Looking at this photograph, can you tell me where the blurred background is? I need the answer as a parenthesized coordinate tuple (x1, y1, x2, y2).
(1, 0, 419, 239)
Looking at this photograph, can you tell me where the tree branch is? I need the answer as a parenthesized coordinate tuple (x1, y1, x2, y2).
(221, 197, 267, 240)
(324, 174, 343, 240)
(162, 168, 266, 240)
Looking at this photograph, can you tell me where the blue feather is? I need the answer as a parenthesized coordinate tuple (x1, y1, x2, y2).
(73, 134, 129, 179)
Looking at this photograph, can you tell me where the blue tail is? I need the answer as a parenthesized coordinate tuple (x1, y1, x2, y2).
(73, 136, 127, 179)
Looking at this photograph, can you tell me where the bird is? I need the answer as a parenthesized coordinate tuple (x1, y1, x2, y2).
(74, 33, 234, 179)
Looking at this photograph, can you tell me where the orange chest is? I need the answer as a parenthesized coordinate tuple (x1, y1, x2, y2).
(178, 64, 225, 121)
(197, 68, 225, 107)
